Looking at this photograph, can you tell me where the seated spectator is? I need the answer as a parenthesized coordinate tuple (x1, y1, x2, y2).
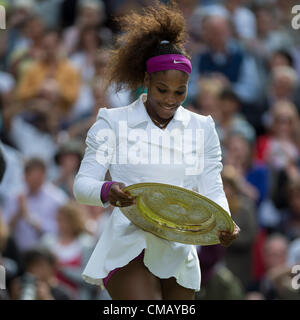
(2, 158, 68, 252)
(224, 133, 269, 206)
(8, 14, 45, 81)
(10, 248, 72, 300)
(248, 234, 300, 300)
(62, 66, 110, 142)
(4, 0, 35, 65)
(187, 75, 225, 122)
(269, 49, 295, 71)
(192, 1, 257, 45)
(260, 66, 300, 127)
(185, 5, 208, 56)
(189, 12, 261, 104)
(272, 66, 299, 109)
(223, 0, 257, 43)
(62, 0, 110, 56)
(53, 140, 84, 198)
(256, 100, 300, 171)
(222, 165, 257, 289)
(216, 88, 256, 146)
(263, 50, 299, 106)
(40, 202, 97, 299)
(4, 99, 59, 175)
(69, 26, 102, 120)
(249, 4, 293, 59)
(257, 141, 300, 232)
(70, 26, 101, 82)
(16, 28, 80, 119)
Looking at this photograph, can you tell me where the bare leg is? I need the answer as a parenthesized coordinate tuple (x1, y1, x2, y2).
(106, 258, 162, 300)
(160, 277, 195, 300)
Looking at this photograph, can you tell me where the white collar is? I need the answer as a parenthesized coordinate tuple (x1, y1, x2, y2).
(128, 94, 191, 129)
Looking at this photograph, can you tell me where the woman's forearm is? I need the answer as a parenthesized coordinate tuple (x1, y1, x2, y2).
(73, 174, 110, 207)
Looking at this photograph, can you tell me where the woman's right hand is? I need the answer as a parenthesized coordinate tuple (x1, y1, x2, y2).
(108, 182, 136, 207)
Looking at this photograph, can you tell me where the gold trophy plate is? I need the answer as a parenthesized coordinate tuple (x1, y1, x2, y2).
(120, 182, 234, 245)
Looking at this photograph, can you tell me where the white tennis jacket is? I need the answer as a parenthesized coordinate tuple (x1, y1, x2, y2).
(73, 94, 230, 291)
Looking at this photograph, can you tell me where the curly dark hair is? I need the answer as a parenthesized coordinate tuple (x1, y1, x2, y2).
(105, 0, 190, 93)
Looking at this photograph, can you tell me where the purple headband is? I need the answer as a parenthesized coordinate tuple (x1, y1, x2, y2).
(146, 54, 192, 75)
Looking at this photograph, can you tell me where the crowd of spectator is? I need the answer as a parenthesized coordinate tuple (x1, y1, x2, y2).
(0, 0, 300, 300)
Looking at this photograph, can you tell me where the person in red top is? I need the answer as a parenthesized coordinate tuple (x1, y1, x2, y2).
(40, 202, 96, 299)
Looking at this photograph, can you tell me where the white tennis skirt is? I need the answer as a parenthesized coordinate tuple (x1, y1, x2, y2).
(82, 208, 201, 291)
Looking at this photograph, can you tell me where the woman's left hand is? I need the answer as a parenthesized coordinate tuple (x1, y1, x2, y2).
(218, 223, 240, 247)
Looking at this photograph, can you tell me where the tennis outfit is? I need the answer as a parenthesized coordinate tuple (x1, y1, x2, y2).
(73, 94, 230, 291)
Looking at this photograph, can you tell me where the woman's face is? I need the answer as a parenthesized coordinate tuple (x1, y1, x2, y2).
(144, 70, 189, 120)
(225, 135, 251, 171)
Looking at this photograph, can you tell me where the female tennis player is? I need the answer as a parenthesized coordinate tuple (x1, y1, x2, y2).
(73, 1, 239, 300)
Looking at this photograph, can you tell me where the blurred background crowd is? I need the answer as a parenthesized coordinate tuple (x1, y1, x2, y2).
(0, 0, 300, 300)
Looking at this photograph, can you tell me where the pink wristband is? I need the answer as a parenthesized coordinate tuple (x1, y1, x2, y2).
(101, 181, 117, 203)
